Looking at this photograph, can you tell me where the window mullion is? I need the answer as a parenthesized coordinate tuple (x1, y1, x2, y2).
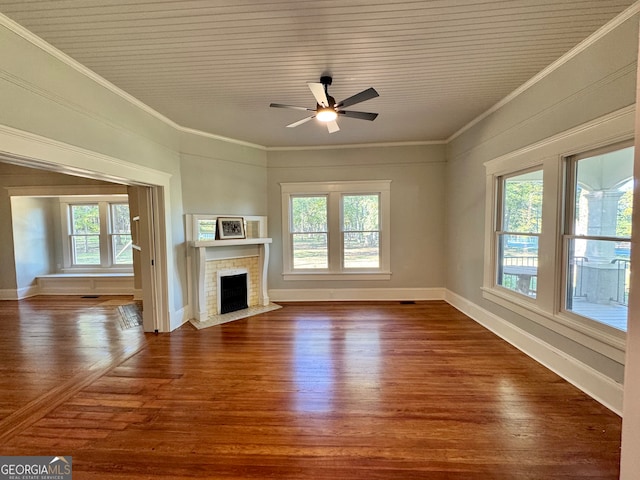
(328, 192, 342, 272)
(99, 201, 110, 267)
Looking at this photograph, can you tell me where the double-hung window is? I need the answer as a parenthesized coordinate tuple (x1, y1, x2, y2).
(69, 204, 101, 266)
(562, 144, 633, 331)
(291, 195, 329, 269)
(495, 169, 543, 298)
(110, 203, 134, 265)
(483, 110, 634, 363)
(281, 181, 390, 279)
(62, 196, 132, 271)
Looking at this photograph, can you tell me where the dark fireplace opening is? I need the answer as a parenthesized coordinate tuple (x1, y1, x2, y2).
(220, 273, 248, 314)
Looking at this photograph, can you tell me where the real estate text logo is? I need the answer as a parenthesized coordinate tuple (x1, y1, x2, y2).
(0, 456, 72, 480)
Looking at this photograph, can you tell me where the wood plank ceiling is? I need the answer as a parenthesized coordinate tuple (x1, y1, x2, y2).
(0, 0, 636, 147)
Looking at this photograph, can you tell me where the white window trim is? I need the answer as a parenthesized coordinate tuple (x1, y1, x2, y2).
(281, 180, 391, 280)
(60, 195, 133, 273)
(482, 107, 634, 363)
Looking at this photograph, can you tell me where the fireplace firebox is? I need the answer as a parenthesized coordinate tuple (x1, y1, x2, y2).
(218, 270, 249, 314)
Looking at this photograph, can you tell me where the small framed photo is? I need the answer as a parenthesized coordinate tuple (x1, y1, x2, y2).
(217, 217, 245, 240)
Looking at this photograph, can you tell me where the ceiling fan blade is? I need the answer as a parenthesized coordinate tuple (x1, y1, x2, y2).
(338, 110, 378, 121)
(308, 82, 329, 107)
(335, 87, 379, 109)
(326, 120, 340, 133)
(270, 103, 314, 112)
(286, 116, 315, 128)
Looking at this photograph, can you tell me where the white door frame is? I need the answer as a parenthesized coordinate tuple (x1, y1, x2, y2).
(0, 123, 173, 332)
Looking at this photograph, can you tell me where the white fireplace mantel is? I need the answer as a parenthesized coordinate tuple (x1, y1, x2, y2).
(192, 238, 272, 248)
(191, 237, 272, 322)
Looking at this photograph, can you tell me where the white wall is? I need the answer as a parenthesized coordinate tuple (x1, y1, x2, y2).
(446, 15, 638, 391)
(0, 19, 185, 326)
(267, 144, 447, 298)
(180, 132, 268, 215)
(10, 196, 55, 293)
(0, 17, 271, 326)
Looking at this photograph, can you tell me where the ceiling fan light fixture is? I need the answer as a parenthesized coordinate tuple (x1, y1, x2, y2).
(316, 108, 338, 122)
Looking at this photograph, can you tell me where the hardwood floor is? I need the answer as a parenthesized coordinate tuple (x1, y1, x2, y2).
(0, 298, 622, 479)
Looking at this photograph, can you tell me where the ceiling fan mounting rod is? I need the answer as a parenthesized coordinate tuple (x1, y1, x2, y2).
(320, 75, 333, 86)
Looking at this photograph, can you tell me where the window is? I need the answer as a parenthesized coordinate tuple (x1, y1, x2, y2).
(291, 196, 328, 269)
(343, 194, 380, 269)
(62, 196, 132, 270)
(70, 204, 101, 265)
(563, 145, 633, 331)
(496, 169, 543, 298)
(281, 181, 390, 279)
(110, 203, 133, 265)
(483, 110, 633, 363)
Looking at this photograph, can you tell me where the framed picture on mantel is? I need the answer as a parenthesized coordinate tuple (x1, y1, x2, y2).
(217, 217, 246, 240)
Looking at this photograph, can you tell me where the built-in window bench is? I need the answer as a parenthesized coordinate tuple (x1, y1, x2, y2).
(36, 273, 134, 296)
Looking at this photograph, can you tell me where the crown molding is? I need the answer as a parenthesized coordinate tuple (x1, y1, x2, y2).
(0, 13, 181, 130)
(0, 12, 447, 152)
(3, 2, 638, 152)
(266, 140, 445, 151)
(447, 1, 640, 143)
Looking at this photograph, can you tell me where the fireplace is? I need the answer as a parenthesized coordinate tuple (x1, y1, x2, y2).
(217, 269, 249, 314)
(187, 214, 276, 325)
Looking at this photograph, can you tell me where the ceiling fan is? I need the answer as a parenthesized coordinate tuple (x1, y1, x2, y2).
(270, 76, 379, 133)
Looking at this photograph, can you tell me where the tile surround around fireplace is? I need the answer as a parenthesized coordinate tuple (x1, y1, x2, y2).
(187, 214, 278, 328)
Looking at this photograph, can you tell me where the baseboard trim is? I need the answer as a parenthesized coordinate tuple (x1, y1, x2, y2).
(0, 289, 18, 300)
(268, 287, 445, 302)
(0, 286, 39, 300)
(445, 289, 623, 415)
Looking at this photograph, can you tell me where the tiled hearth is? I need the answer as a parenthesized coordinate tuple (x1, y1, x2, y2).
(190, 304, 281, 330)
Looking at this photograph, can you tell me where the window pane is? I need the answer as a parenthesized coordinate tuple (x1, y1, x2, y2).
(293, 233, 328, 269)
(71, 235, 100, 265)
(292, 196, 327, 232)
(111, 204, 131, 234)
(343, 195, 379, 231)
(113, 234, 133, 264)
(343, 195, 380, 269)
(502, 171, 543, 234)
(71, 205, 99, 234)
(497, 234, 538, 298)
(344, 232, 379, 268)
(565, 238, 628, 331)
(565, 146, 632, 331)
(291, 196, 328, 269)
(573, 147, 634, 238)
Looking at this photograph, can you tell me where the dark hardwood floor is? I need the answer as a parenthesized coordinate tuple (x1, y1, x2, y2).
(0, 297, 622, 479)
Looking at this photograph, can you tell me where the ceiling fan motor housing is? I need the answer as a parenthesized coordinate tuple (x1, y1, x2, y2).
(318, 95, 336, 109)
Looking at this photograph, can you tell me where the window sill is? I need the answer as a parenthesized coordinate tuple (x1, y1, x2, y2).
(45, 271, 134, 277)
(59, 268, 134, 275)
(481, 287, 626, 363)
(283, 271, 392, 281)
